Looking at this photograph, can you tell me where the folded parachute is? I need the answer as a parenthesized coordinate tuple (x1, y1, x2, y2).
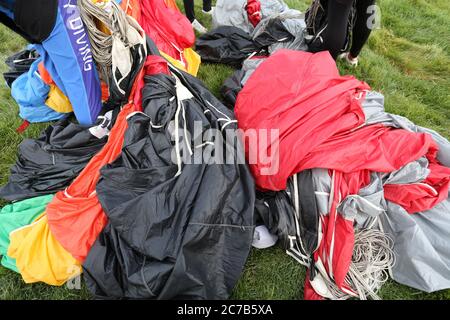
(8, 214, 81, 286)
(46, 102, 139, 263)
(198, 2, 308, 66)
(235, 50, 437, 191)
(0, 195, 53, 272)
(213, 0, 300, 34)
(45, 43, 147, 263)
(83, 54, 255, 299)
(0, 114, 112, 202)
(196, 26, 262, 67)
(11, 57, 66, 123)
(2, 60, 144, 287)
(213, 0, 257, 34)
(122, 0, 200, 76)
(234, 50, 450, 299)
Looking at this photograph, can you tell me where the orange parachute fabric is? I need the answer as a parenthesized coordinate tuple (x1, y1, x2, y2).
(46, 66, 145, 262)
(164, 0, 179, 10)
(120, 0, 142, 21)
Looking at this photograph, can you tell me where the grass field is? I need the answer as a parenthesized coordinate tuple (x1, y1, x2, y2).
(0, 0, 449, 300)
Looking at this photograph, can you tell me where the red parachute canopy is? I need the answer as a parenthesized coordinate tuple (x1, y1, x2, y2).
(235, 50, 436, 191)
(139, 0, 195, 63)
(235, 50, 446, 299)
(246, 0, 262, 27)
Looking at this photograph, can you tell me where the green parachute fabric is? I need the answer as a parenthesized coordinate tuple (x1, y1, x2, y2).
(0, 194, 53, 272)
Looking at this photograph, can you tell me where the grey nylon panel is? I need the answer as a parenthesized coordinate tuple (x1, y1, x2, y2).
(380, 199, 450, 292)
(338, 173, 386, 228)
(362, 91, 450, 292)
(212, 0, 252, 33)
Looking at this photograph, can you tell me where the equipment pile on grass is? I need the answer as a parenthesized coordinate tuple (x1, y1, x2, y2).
(0, 0, 449, 300)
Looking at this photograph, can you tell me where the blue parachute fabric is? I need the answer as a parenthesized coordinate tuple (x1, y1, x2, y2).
(11, 57, 66, 123)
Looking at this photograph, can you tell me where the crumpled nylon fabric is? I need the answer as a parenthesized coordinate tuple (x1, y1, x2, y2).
(44, 54, 146, 264)
(139, 0, 200, 75)
(46, 102, 139, 262)
(0, 101, 131, 284)
(11, 57, 66, 123)
(82, 57, 255, 299)
(46, 84, 73, 113)
(164, 0, 178, 10)
(299, 170, 372, 299)
(160, 49, 200, 77)
(0, 195, 53, 272)
(235, 50, 448, 299)
(196, 26, 262, 67)
(322, 170, 370, 289)
(3, 47, 39, 88)
(381, 199, 450, 293)
(384, 151, 450, 213)
(213, 0, 253, 34)
(235, 50, 437, 191)
(120, 0, 142, 21)
(0, 117, 108, 202)
(247, 0, 262, 27)
(119, 0, 200, 76)
(38, 62, 73, 113)
(8, 214, 81, 286)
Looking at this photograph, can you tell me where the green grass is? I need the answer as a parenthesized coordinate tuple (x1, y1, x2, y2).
(0, 0, 449, 300)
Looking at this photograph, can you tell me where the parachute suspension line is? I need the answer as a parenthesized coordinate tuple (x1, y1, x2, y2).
(294, 225, 395, 300)
(322, 227, 394, 300)
(174, 97, 183, 177)
(345, 227, 395, 300)
(124, 0, 133, 14)
(78, 0, 129, 85)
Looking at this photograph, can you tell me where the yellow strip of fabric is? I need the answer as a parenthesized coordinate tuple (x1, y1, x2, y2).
(46, 85, 73, 113)
(8, 214, 81, 286)
(160, 49, 201, 77)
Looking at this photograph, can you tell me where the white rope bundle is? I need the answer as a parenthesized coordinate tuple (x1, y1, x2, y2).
(322, 227, 395, 300)
(78, 0, 129, 83)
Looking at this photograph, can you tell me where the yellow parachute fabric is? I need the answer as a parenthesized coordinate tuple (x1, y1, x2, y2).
(46, 85, 73, 113)
(8, 214, 81, 286)
(160, 49, 201, 76)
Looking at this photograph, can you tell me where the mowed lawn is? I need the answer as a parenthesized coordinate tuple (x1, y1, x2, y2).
(0, 0, 449, 299)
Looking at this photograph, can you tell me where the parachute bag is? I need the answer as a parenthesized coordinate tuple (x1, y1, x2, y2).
(14, 0, 58, 43)
(3, 48, 39, 87)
